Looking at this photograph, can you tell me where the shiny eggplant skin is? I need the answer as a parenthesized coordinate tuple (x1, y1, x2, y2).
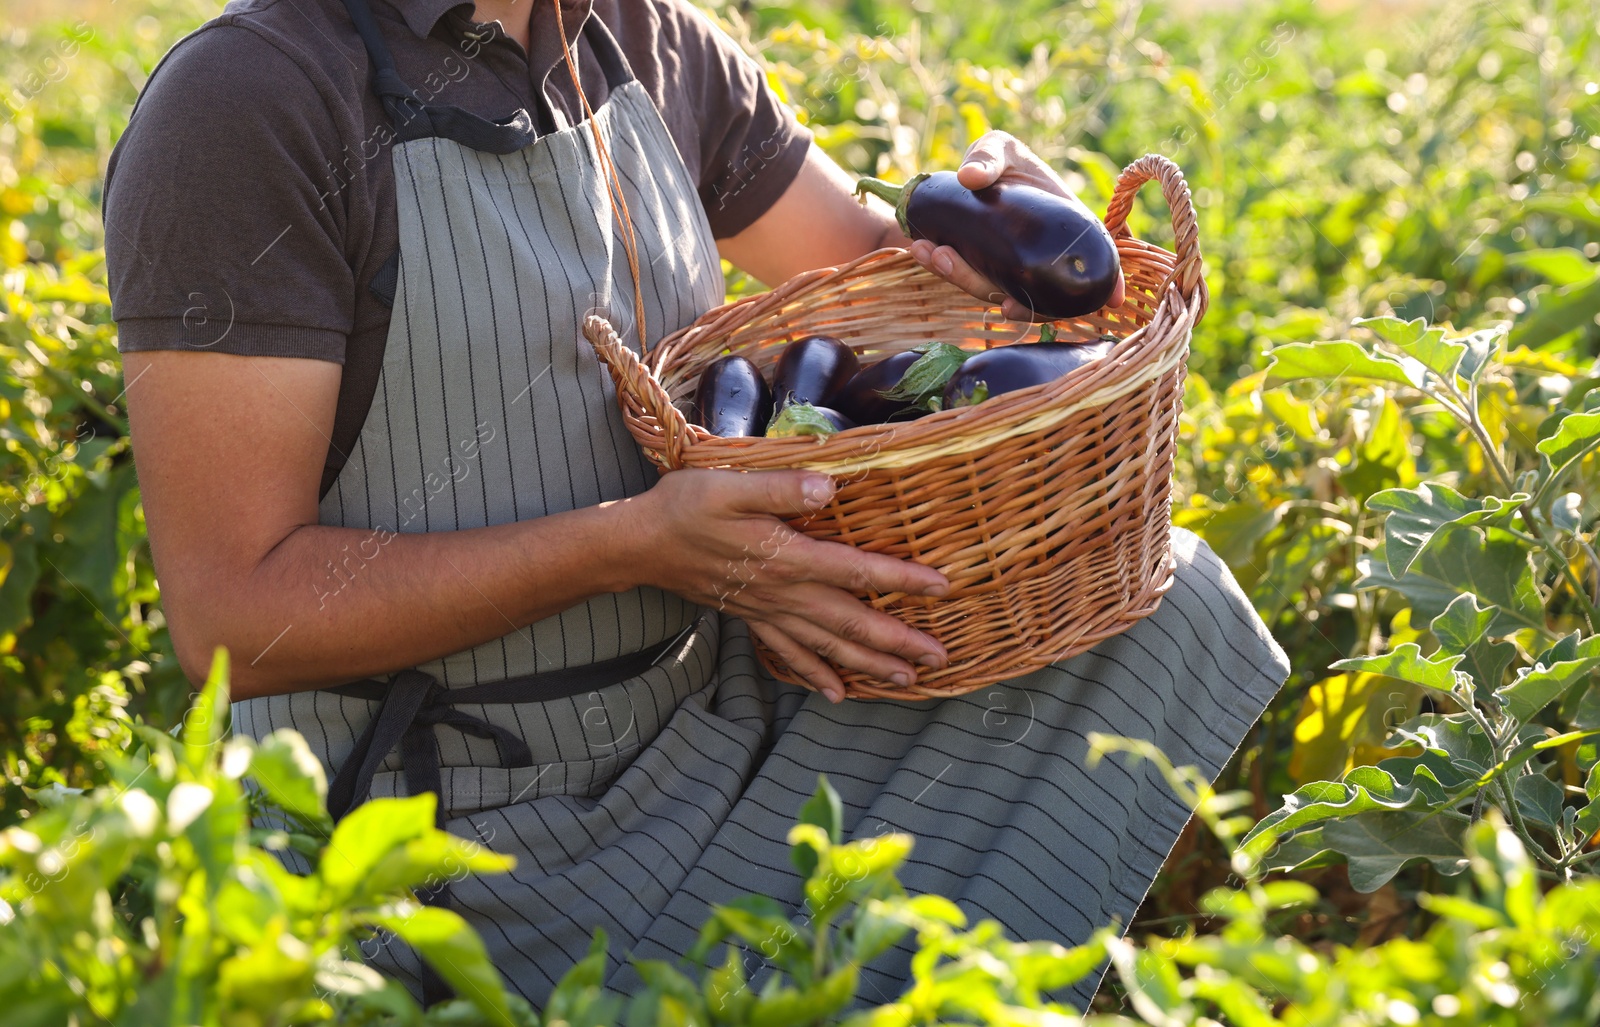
(858, 172, 1121, 320)
(771, 335, 861, 411)
(811, 406, 858, 433)
(833, 350, 925, 425)
(691, 355, 773, 437)
(941, 340, 1113, 408)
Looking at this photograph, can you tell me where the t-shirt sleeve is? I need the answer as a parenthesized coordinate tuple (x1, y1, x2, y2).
(104, 24, 354, 362)
(654, 0, 811, 238)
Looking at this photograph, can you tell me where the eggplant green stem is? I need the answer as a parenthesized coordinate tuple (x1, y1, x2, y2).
(854, 174, 927, 238)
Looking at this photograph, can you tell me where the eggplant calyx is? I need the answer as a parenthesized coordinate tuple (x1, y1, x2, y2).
(766, 403, 840, 438)
(952, 382, 990, 408)
(854, 173, 930, 239)
(879, 342, 971, 409)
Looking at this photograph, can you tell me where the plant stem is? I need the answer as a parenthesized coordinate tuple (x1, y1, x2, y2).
(1497, 774, 1562, 869)
(1437, 378, 1600, 631)
(1558, 845, 1600, 872)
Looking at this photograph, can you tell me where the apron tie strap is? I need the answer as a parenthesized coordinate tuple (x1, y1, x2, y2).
(325, 615, 707, 826)
(320, 615, 704, 1007)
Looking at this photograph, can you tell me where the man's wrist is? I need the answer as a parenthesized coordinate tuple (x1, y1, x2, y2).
(592, 492, 661, 595)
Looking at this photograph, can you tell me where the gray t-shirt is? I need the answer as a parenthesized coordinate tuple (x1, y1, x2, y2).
(104, 0, 809, 493)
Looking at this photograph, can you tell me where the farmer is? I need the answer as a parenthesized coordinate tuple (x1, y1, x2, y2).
(104, 0, 1288, 1008)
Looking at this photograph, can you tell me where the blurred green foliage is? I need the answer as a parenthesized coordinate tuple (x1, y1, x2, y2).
(5, 0, 1600, 1013)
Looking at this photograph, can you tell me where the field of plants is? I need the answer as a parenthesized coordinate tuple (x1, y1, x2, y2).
(5, 0, 1600, 1022)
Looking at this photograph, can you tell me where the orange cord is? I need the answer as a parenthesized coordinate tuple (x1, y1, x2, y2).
(552, 0, 649, 352)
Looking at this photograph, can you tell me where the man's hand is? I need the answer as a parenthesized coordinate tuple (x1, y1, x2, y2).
(908, 131, 1126, 322)
(621, 468, 952, 702)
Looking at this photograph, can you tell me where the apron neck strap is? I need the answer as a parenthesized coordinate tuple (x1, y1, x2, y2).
(339, 0, 635, 139)
(338, 0, 423, 127)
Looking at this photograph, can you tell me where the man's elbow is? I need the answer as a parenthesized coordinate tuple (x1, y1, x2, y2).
(167, 603, 272, 701)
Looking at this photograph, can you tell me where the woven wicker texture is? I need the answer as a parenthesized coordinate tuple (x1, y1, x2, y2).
(585, 155, 1206, 698)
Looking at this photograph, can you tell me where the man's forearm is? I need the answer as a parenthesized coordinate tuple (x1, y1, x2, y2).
(185, 497, 649, 700)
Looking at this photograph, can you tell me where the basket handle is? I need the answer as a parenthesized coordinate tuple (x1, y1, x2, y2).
(1101, 154, 1203, 300)
(583, 313, 690, 469)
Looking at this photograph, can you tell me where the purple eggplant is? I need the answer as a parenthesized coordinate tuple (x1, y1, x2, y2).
(833, 351, 925, 424)
(942, 340, 1113, 408)
(856, 172, 1121, 320)
(771, 335, 860, 412)
(766, 403, 857, 438)
(692, 355, 773, 437)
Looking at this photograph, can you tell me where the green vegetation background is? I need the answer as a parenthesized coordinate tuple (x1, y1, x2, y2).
(4, 0, 1600, 997)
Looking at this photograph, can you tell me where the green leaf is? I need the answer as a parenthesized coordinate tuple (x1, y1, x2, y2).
(1264, 340, 1424, 389)
(368, 905, 513, 1026)
(321, 794, 437, 900)
(1321, 810, 1470, 891)
(1289, 672, 1419, 783)
(184, 650, 231, 769)
(807, 834, 912, 925)
(1389, 713, 1494, 773)
(248, 731, 331, 829)
(792, 775, 842, 878)
(850, 901, 911, 964)
(1338, 395, 1413, 501)
(1355, 315, 1465, 382)
(1504, 248, 1599, 287)
(880, 343, 970, 408)
(1189, 975, 1277, 1027)
(0, 537, 42, 636)
(1537, 409, 1600, 496)
(215, 925, 317, 1021)
(705, 896, 811, 972)
(766, 404, 841, 438)
(1495, 655, 1600, 721)
(1177, 503, 1278, 568)
(1457, 326, 1507, 384)
(1511, 276, 1600, 349)
(1241, 762, 1451, 863)
(746, 964, 857, 1027)
(1429, 594, 1516, 693)
(1367, 483, 1524, 577)
(544, 930, 613, 1027)
(1576, 765, 1600, 834)
(702, 946, 752, 1023)
(1356, 526, 1544, 635)
(1416, 892, 1505, 930)
(364, 832, 516, 899)
(1332, 642, 1462, 691)
(1512, 773, 1565, 831)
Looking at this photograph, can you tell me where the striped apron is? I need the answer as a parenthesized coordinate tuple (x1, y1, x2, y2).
(230, 0, 1292, 1011)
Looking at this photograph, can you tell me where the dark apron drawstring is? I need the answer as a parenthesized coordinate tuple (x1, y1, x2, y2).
(325, 626, 698, 827)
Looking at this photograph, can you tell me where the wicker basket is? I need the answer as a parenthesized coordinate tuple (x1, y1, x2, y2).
(584, 154, 1206, 699)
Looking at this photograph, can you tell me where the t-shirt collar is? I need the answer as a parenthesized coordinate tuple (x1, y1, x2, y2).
(393, 0, 592, 43)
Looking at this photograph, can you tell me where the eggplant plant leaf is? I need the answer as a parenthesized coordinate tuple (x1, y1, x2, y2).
(1332, 642, 1462, 691)
(1368, 483, 1525, 578)
(1264, 339, 1424, 389)
(1354, 315, 1465, 382)
(1429, 594, 1516, 694)
(1456, 326, 1507, 384)
(1503, 248, 1598, 287)
(1388, 713, 1494, 774)
(1356, 526, 1544, 635)
(1495, 655, 1600, 722)
(1536, 409, 1600, 496)
(1321, 810, 1470, 892)
(1511, 274, 1600, 350)
(1512, 773, 1565, 831)
(1241, 761, 1457, 863)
